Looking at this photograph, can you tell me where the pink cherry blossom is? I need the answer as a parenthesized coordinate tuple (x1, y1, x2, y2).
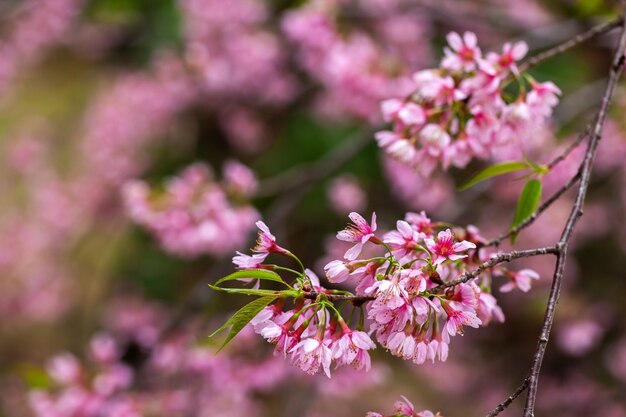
(486, 41, 528, 74)
(254, 221, 289, 256)
(442, 31, 481, 72)
(369, 396, 440, 417)
(332, 328, 376, 371)
(47, 353, 82, 385)
(324, 260, 351, 283)
(387, 331, 418, 360)
(327, 175, 367, 215)
(290, 337, 333, 377)
(476, 292, 505, 325)
(222, 160, 258, 197)
(425, 229, 476, 265)
(232, 251, 267, 269)
(336, 212, 379, 260)
(383, 220, 424, 262)
(500, 268, 540, 293)
(527, 80, 562, 117)
(442, 302, 482, 336)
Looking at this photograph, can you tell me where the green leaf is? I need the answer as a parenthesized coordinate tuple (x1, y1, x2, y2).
(20, 365, 54, 389)
(210, 295, 278, 352)
(208, 284, 281, 297)
(511, 179, 543, 243)
(459, 161, 529, 191)
(215, 269, 288, 287)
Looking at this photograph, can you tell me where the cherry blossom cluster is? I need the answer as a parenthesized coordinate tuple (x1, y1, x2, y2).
(28, 307, 291, 417)
(123, 161, 259, 258)
(282, 0, 430, 122)
(376, 31, 561, 175)
(367, 396, 440, 417)
(178, 0, 298, 152)
(225, 212, 540, 378)
(80, 55, 195, 187)
(27, 296, 384, 417)
(0, 0, 84, 97)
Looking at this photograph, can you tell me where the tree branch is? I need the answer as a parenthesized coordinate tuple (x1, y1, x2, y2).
(484, 170, 582, 247)
(522, 7, 626, 416)
(486, 378, 530, 417)
(300, 246, 559, 305)
(519, 17, 623, 73)
(431, 246, 559, 292)
(484, 124, 595, 247)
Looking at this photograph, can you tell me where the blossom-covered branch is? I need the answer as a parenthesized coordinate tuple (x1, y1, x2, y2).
(210, 212, 541, 378)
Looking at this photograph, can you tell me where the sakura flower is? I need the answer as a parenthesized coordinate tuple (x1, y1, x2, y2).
(93, 364, 133, 396)
(381, 98, 404, 122)
(405, 211, 433, 234)
(332, 328, 376, 371)
(387, 331, 417, 360)
(254, 221, 289, 256)
(413, 71, 465, 105)
(250, 306, 278, 335)
(89, 334, 119, 364)
(324, 259, 351, 283)
(442, 302, 482, 336)
(383, 220, 423, 262)
(222, 159, 258, 196)
(419, 124, 451, 157)
(365, 274, 408, 308)
(397, 102, 427, 126)
(500, 269, 540, 293)
(428, 324, 449, 362)
(47, 353, 82, 385)
(487, 41, 528, 74)
(290, 337, 333, 377)
(527, 80, 561, 117)
(557, 319, 603, 356)
(476, 292, 505, 325)
(442, 31, 481, 72)
(336, 212, 379, 260)
(425, 229, 476, 265)
(394, 395, 417, 416)
(232, 251, 267, 269)
(448, 282, 478, 311)
(368, 397, 440, 417)
(399, 269, 427, 295)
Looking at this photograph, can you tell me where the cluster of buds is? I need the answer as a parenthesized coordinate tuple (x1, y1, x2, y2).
(215, 212, 540, 378)
(123, 161, 259, 258)
(376, 31, 561, 175)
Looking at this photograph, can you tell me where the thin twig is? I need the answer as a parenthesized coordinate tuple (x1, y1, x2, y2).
(484, 170, 582, 247)
(546, 124, 592, 170)
(431, 246, 559, 292)
(486, 378, 530, 417)
(522, 7, 626, 417)
(301, 246, 559, 304)
(519, 17, 623, 73)
(484, 124, 593, 247)
(302, 292, 375, 304)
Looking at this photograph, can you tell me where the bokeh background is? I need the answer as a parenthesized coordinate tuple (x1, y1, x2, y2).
(1, 0, 626, 416)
